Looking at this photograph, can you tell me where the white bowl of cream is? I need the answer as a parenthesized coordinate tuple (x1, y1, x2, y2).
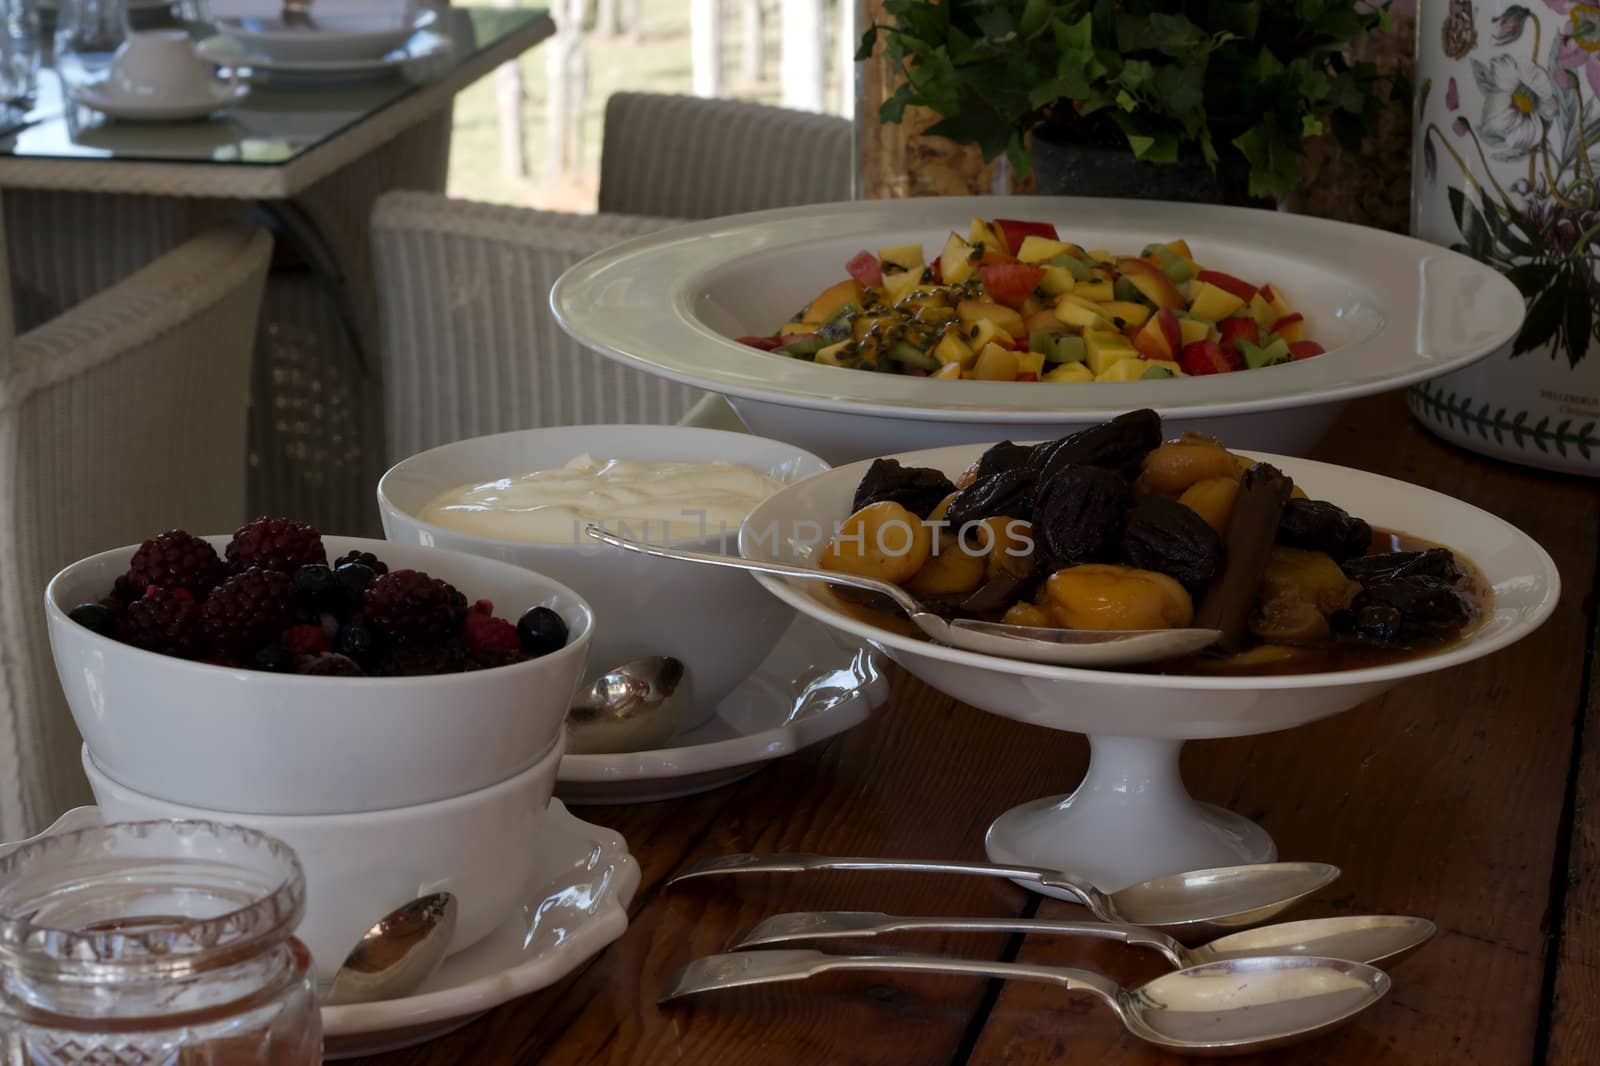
(378, 425, 829, 741)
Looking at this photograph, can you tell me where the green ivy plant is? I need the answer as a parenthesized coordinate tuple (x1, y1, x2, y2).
(859, 0, 1404, 200)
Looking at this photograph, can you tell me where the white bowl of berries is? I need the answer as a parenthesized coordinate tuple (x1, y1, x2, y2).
(45, 518, 594, 815)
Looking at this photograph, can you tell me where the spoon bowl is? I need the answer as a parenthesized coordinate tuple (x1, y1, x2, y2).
(566, 656, 691, 755)
(730, 910, 1436, 970)
(324, 892, 457, 1006)
(584, 526, 1220, 668)
(661, 949, 1389, 1055)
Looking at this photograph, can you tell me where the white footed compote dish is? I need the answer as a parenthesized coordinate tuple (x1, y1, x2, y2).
(551, 195, 1524, 464)
(738, 438, 1559, 894)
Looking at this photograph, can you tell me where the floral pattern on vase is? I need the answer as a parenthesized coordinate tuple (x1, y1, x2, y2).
(1411, 0, 1600, 473)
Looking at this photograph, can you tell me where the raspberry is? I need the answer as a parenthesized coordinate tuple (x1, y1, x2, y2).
(118, 587, 206, 659)
(468, 647, 527, 670)
(125, 530, 226, 601)
(334, 550, 389, 576)
(281, 624, 331, 656)
(372, 641, 469, 677)
(295, 652, 363, 676)
(225, 517, 326, 575)
(202, 568, 301, 656)
(362, 570, 467, 647)
(464, 608, 520, 663)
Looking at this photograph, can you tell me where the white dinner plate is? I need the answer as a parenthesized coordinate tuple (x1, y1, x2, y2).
(3, 801, 637, 1059)
(69, 79, 248, 121)
(557, 617, 889, 803)
(550, 196, 1526, 461)
(217, 7, 437, 62)
(196, 30, 452, 83)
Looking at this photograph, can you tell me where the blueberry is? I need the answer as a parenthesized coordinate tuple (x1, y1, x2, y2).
(294, 563, 335, 597)
(254, 643, 295, 673)
(335, 562, 377, 593)
(336, 617, 377, 663)
(516, 606, 569, 658)
(69, 602, 117, 637)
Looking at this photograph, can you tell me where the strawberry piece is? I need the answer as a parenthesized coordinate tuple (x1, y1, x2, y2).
(1196, 270, 1258, 302)
(845, 249, 883, 288)
(281, 623, 331, 656)
(1289, 341, 1326, 360)
(979, 263, 1046, 309)
(1178, 339, 1242, 376)
(1217, 317, 1259, 351)
(737, 336, 783, 351)
(994, 219, 1059, 252)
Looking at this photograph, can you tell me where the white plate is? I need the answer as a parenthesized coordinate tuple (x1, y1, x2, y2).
(557, 617, 889, 803)
(196, 31, 451, 82)
(551, 196, 1526, 462)
(4, 801, 637, 1059)
(217, 7, 437, 62)
(69, 80, 248, 121)
(740, 443, 1559, 891)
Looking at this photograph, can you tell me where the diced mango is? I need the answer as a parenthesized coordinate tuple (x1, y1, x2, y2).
(957, 300, 1026, 338)
(930, 359, 963, 380)
(1248, 292, 1276, 328)
(940, 232, 977, 284)
(780, 321, 818, 337)
(933, 330, 976, 367)
(969, 217, 1008, 254)
(1086, 249, 1115, 264)
(1086, 335, 1140, 376)
(1073, 279, 1116, 302)
(1165, 239, 1195, 261)
(814, 341, 851, 366)
(1016, 236, 1074, 263)
(1177, 318, 1211, 346)
(972, 343, 1020, 381)
(878, 243, 924, 271)
(1096, 301, 1151, 329)
(968, 318, 1011, 350)
(1043, 361, 1095, 383)
(1016, 351, 1046, 377)
(1096, 357, 1155, 382)
(881, 270, 923, 303)
(1038, 265, 1076, 295)
(1187, 282, 1247, 321)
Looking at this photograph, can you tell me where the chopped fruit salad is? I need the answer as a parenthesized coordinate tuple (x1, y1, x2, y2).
(66, 517, 571, 676)
(737, 218, 1326, 383)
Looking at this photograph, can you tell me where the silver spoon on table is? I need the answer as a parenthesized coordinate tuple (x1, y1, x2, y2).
(670, 854, 1339, 934)
(583, 525, 1220, 668)
(730, 911, 1436, 970)
(324, 892, 457, 1006)
(661, 950, 1389, 1056)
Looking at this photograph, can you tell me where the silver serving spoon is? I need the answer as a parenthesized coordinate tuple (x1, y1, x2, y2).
(731, 911, 1436, 970)
(566, 656, 691, 755)
(324, 893, 457, 1006)
(583, 525, 1220, 667)
(661, 950, 1389, 1055)
(669, 854, 1339, 933)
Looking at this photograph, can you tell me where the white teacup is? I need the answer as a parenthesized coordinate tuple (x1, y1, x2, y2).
(107, 31, 216, 100)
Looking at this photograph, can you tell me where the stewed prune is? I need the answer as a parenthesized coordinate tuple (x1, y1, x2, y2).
(1120, 495, 1224, 595)
(1334, 575, 1472, 648)
(1034, 465, 1129, 568)
(1277, 499, 1372, 561)
(1034, 409, 1163, 482)
(851, 458, 957, 519)
(942, 468, 1039, 529)
(972, 440, 1038, 481)
(1340, 548, 1462, 584)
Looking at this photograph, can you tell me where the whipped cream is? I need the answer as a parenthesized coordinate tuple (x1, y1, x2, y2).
(417, 454, 786, 544)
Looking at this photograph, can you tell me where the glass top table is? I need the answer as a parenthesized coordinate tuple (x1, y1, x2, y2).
(0, 5, 552, 199)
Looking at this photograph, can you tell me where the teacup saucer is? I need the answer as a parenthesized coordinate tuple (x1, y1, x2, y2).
(5, 801, 638, 1059)
(69, 80, 249, 122)
(557, 617, 889, 803)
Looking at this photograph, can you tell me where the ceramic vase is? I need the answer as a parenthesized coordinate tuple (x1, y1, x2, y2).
(1410, 0, 1600, 473)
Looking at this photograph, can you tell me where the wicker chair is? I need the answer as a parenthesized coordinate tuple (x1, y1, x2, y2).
(0, 219, 272, 838)
(372, 94, 851, 460)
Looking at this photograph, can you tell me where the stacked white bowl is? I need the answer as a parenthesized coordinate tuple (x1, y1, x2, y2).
(45, 536, 594, 981)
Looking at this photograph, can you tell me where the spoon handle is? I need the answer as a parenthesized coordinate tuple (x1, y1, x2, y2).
(583, 525, 925, 618)
(661, 949, 1123, 1007)
(729, 911, 1185, 968)
(670, 852, 1100, 913)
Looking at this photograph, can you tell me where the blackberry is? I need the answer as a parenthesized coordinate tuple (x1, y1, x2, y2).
(295, 652, 363, 676)
(202, 568, 300, 656)
(333, 550, 389, 576)
(254, 644, 295, 673)
(373, 641, 469, 677)
(334, 562, 377, 593)
(362, 570, 467, 647)
(68, 602, 117, 638)
(225, 517, 326, 575)
(117, 588, 206, 659)
(125, 530, 226, 600)
(110, 573, 143, 604)
(517, 606, 570, 659)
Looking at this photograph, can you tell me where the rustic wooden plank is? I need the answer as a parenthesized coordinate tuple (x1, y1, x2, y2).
(1547, 610, 1600, 1066)
(361, 671, 1088, 1065)
(965, 393, 1600, 1065)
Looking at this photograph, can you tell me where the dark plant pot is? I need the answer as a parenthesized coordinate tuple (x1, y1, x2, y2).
(1030, 132, 1257, 207)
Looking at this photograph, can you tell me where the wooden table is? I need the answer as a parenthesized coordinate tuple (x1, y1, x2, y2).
(360, 391, 1600, 1066)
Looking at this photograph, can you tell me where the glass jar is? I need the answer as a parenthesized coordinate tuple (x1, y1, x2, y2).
(0, 820, 322, 1065)
(52, 0, 126, 85)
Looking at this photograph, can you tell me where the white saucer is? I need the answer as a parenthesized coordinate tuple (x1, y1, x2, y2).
(196, 30, 452, 83)
(69, 80, 248, 121)
(218, 7, 438, 62)
(556, 617, 888, 804)
(6, 801, 638, 1059)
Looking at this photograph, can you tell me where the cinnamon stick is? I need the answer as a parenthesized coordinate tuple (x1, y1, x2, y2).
(1195, 463, 1294, 653)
